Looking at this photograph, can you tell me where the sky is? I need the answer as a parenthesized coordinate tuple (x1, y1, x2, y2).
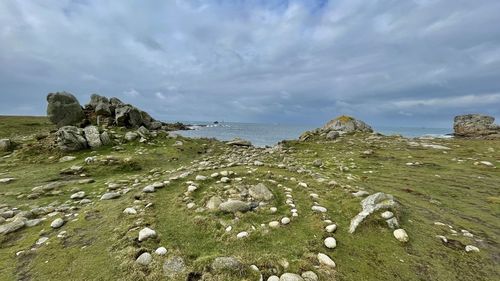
(1, 0, 500, 128)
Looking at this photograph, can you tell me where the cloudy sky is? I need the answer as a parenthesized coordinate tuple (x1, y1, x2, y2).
(1, 0, 500, 128)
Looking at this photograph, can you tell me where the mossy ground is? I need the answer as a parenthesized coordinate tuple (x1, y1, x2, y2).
(0, 116, 499, 281)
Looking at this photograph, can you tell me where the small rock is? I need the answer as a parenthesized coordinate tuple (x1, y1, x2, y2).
(138, 227, 157, 242)
(269, 221, 280, 228)
(381, 211, 394, 219)
(311, 206, 327, 213)
(59, 156, 76, 162)
(268, 276, 280, 281)
(123, 208, 137, 215)
(50, 218, 65, 229)
(212, 256, 243, 272)
(279, 273, 304, 281)
(36, 237, 49, 245)
(70, 191, 85, 199)
(136, 252, 153, 266)
(195, 175, 207, 181)
(301, 271, 318, 281)
(393, 229, 409, 242)
(155, 247, 167, 255)
(237, 231, 249, 238)
(281, 217, 291, 225)
(325, 224, 337, 233)
(317, 253, 336, 268)
(324, 237, 337, 249)
(163, 256, 186, 277)
(100, 192, 120, 200)
(143, 185, 155, 193)
(465, 245, 480, 253)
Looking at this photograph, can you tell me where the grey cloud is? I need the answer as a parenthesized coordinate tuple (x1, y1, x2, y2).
(0, 0, 499, 128)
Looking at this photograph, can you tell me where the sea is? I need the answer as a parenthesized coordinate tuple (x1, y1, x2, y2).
(173, 121, 452, 147)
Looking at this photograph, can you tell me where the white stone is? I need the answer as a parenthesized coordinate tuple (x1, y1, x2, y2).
(301, 271, 318, 281)
(221, 177, 230, 183)
(325, 224, 337, 233)
(270, 207, 278, 213)
(225, 226, 232, 232)
(381, 211, 394, 219)
(143, 185, 155, 193)
(298, 182, 308, 188)
(393, 229, 409, 242)
(236, 231, 249, 238)
(123, 208, 137, 215)
(187, 185, 197, 192)
(311, 206, 327, 213)
(70, 191, 85, 199)
(465, 245, 480, 253)
(268, 276, 280, 281)
(138, 227, 157, 242)
(324, 237, 337, 249)
(36, 237, 49, 245)
(155, 247, 167, 255)
(269, 221, 280, 228)
(50, 218, 64, 229)
(281, 217, 291, 225)
(317, 253, 336, 268)
(279, 273, 304, 281)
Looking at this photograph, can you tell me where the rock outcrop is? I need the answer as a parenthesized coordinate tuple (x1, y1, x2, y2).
(323, 115, 373, 133)
(300, 115, 373, 141)
(47, 92, 187, 131)
(47, 92, 86, 128)
(453, 114, 500, 138)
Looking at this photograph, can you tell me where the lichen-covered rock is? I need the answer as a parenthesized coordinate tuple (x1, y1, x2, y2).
(83, 125, 102, 148)
(323, 115, 373, 133)
(163, 256, 186, 278)
(349, 192, 397, 233)
(219, 200, 251, 213)
(56, 126, 88, 152)
(211, 256, 243, 272)
(47, 92, 85, 127)
(453, 114, 500, 138)
(249, 183, 274, 201)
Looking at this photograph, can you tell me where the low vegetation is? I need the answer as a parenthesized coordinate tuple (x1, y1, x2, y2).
(0, 116, 499, 281)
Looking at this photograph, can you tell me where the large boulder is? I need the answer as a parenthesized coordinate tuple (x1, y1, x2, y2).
(89, 94, 111, 116)
(83, 126, 102, 148)
(323, 115, 373, 133)
(219, 200, 251, 213)
(47, 92, 85, 127)
(453, 114, 500, 138)
(56, 126, 88, 152)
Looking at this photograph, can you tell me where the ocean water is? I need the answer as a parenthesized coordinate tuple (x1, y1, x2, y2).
(174, 121, 452, 147)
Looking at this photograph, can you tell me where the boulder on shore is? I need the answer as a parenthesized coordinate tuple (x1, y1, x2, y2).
(323, 115, 373, 133)
(453, 114, 500, 138)
(47, 92, 85, 128)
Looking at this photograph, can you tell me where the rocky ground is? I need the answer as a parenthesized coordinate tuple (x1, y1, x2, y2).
(0, 116, 499, 281)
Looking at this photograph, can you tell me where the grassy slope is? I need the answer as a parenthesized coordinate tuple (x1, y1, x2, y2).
(0, 117, 499, 281)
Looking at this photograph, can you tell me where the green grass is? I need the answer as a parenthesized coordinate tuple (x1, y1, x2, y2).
(1, 117, 499, 280)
